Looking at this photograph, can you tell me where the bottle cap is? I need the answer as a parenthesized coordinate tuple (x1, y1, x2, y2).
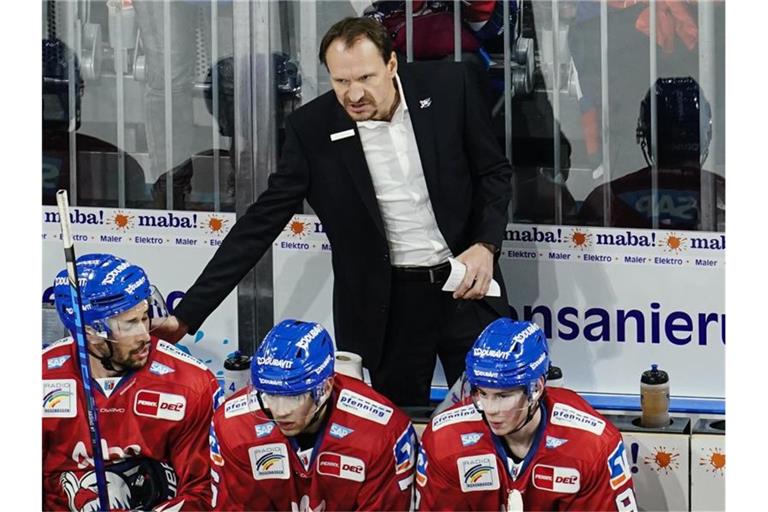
(641, 363, 669, 385)
(547, 364, 563, 381)
(224, 350, 252, 371)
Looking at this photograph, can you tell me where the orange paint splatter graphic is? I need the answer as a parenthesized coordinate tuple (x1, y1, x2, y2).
(643, 446, 680, 474)
(285, 219, 308, 238)
(700, 449, 725, 476)
(108, 211, 134, 231)
(202, 215, 229, 235)
(568, 229, 592, 249)
(661, 233, 687, 253)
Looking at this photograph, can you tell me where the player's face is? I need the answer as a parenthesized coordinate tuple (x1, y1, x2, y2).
(262, 392, 317, 436)
(106, 301, 152, 370)
(325, 37, 398, 122)
(472, 386, 530, 436)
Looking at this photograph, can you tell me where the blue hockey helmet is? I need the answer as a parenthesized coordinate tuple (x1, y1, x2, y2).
(465, 318, 549, 398)
(637, 76, 712, 168)
(251, 319, 335, 402)
(54, 253, 153, 337)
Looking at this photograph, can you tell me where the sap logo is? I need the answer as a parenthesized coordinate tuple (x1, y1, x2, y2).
(550, 403, 606, 435)
(393, 425, 417, 474)
(43, 379, 77, 418)
(545, 436, 569, 449)
(316, 452, 366, 482)
(461, 433, 483, 447)
(133, 390, 186, 421)
(607, 441, 632, 490)
(458, 455, 500, 493)
(249, 444, 290, 480)
(532, 464, 581, 494)
(432, 404, 482, 431)
(255, 422, 275, 438)
(337, 389, 393, 425)
(329, 422, 354, 440)
(47, 355, 71, 370)
(149, 361, 175, 376)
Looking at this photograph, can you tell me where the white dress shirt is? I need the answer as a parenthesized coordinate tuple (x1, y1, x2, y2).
(356, 74, 453, 267)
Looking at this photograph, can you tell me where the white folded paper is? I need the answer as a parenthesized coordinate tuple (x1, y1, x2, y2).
(441, 257, 501, 297)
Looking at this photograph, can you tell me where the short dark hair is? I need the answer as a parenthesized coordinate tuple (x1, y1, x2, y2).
(319, 17, 393, 67)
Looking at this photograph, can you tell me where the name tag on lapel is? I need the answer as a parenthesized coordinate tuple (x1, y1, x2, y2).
(330, 129, 355, 142)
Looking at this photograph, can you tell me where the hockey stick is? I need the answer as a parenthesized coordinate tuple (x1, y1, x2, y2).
(56, 189, 110, 511)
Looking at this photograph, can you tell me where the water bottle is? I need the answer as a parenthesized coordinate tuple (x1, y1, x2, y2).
(223, 351, 252, 398)
(640, 364, 670, 428)
(546, 363, 564, 388)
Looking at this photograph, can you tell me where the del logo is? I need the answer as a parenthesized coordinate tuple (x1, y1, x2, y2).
(255, 422, 275, 438)
(317, 452, 366, 482)
(133, 390, 186, 421)
(607, 441, 632, 490)
(43, 379, 77, 418)
(47, 355, 71, 370)
(532, 464, 581, 494)
(393, 425, 417, 474)
(329, 422, 354, 440)
(545, 436, 569, 449)
(149, 361, 175, 376)
(461, 433, 483, 447)
(457, 455, 500, 492)
(249, 443, 290, 480)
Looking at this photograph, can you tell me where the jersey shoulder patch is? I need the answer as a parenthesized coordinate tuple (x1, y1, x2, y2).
(432, 404, 483, 431)
(43, 378, 78, 418)
(156, 341, 208, 371)
(550, 402, 606, 435)
(223, 390, 259, 419)
(42, 336, 74, 354)
(336, 388, 393, 425)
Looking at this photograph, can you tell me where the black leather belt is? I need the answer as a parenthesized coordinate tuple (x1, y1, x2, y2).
(391, 261, 451, 284)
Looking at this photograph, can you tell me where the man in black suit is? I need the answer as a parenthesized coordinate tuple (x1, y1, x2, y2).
(156, 17, 513, 406)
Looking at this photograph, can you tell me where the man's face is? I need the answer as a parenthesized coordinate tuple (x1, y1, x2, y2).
(472, 386, 530, 436)
(325, 37, 398, 122)
(97, 301, 152, 370)
(261, 379, 332, 437)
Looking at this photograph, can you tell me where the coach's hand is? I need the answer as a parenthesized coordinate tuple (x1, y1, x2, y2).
(151, 315, 188, 343)
(453, 243, 495, 300)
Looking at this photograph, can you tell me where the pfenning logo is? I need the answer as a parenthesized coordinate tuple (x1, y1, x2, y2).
(249, 444, 290, 480)
(133, 390, 186, 421)
(336, 389, 393, 425)
(43, 379, 77, 418)
(550, 403, 606, 435)
(532, 464, 581, 494)
(316, 452, 366, 482)
(432, 404, 482, 431)
(457, 455, 500, 492)
(224, 395, 250, 418)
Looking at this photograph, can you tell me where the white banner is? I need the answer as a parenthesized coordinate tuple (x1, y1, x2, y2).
(272, 216, 725, 399)
(41, 206, 239, 379)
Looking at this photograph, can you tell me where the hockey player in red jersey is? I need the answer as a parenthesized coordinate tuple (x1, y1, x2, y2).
(210, 319, 417, 510)
(43, 253, 222, 511)
(417, 319, 637, 511)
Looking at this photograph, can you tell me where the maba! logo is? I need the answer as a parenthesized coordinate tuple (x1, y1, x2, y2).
(699, 448, 725, 476)
(643, 446, 680, 474)
(108, 211, 134, 231)
(660, 233, 687, 253)
(568, 229, 593, 249)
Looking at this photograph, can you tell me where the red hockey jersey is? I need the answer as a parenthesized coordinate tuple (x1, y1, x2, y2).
(210, 373, 417, 511)
(42, 336, 221, 511)
(417, 388, 637, 511)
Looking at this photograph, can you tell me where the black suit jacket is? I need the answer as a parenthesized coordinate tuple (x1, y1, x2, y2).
(174, 61, 513, 370)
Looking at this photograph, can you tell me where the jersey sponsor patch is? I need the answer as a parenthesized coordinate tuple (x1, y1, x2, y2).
(224, 394, 250, 419)
(607, 440, 632, 490)
(394, 424, 417, 474)
(336, 389, 393, 425)
(532, 464, 581, 494)
(43, 379, 77, 418)
(550, 402, 606, 435)
(249, 443, 290, 480)
(42, 336, 74, 354)
(416, 445, 428, 487)
(209, 422, 225, 466)
(255, 421, 275, 438)
(432, 404, 482, 431)
(615, 487, 639, 512)
(46, 355, 71, 370)
(457, 454, 500, 492)
(133, 389, 186, 421)
(461, 432, 483, 447)
(329, 422, 354, 440)
(149, 361, 175, 376)
(545, 435, 569, 449)
(316, 452, 366, 482)
(156, 341, 208, 370)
